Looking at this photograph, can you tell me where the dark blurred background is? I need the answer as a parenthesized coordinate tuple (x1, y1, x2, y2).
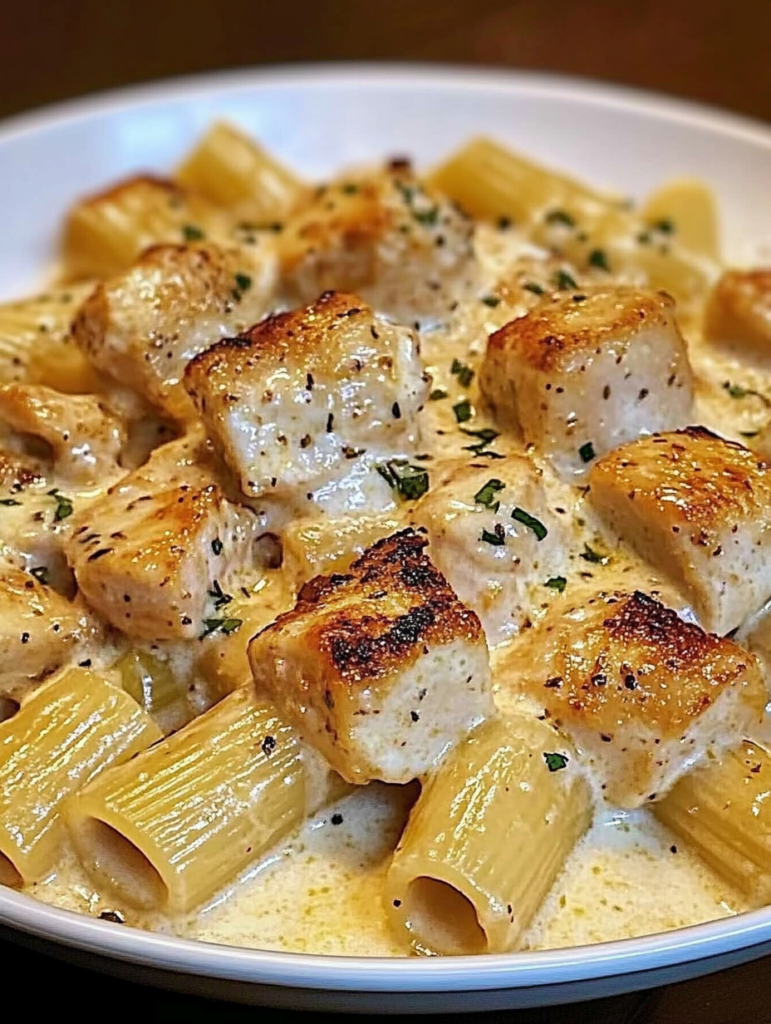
(1, 0, 770, 123)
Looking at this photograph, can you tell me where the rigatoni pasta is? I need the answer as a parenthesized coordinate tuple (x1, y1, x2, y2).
(384, 714, 592, 955)
(0, 668, 161, 887)
(65, 686, 345, 913)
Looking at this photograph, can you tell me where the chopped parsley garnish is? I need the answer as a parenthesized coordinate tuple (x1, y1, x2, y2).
(580, 543, 607, 564)
(461, 427, 504, 458)
(588, 248, 610, 271)
(0, 498, 21, 506)
(341, 182, 360, 194)
(429, 388, 448, 401)
(200, 617, 243, 639)
(553, 269, 578, 290)
(208, 580, 233, 610)
(211, 538, 223, 556)
(30, 566, 49, 584)
(451, 358, 474, 388)
(481, 295, 501, 308)
(376, 460, 430, 501)
(545, 576, 567, 592)
(474, 478, 505, 511)
(545, 209, 576, 228)
(481, 524, 506, 546)
(512, 507, 547, 541)
(414, 207, 439, 226)
(579, 441, 596, 463)
(544, 752, 569, 772)
(453, 399, 473, 423)
(722, 380, 771, 406)
(652, 218, 675, 234)
(234, 272, 252, 293)
(524, 281, 545, 296)
(396, 181, 416, 206)
(48, 489, 73, 522)
(182, 224, 205, 241)
(637, 231, 651, 245)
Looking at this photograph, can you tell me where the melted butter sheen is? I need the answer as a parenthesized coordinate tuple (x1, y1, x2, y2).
(22, 221, 765, 956)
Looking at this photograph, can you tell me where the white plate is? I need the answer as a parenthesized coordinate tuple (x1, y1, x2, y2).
(2, 64, 771, 1013)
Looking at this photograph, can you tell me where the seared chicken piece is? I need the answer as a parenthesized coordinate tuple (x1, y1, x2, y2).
(499, 590, 766, 807)
(278, 168, 477, 319)
(411, 458, 571, 641)
(479, 287, 693, 479)
(0, 562, 101, 704)
(282, 512, 404, 590)
(704, 269, 771, 356)
(62, 174, 225, 280)
(0, 384, 126, 487)
(65, 450, 263, 642)
(72, 241, 276, 419)
(248, 529, 494, 785)
(589, 427, 771, 634)
(184, 291, 428, 516)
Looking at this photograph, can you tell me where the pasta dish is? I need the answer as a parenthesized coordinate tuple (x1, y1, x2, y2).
(1, 122, 770, 957)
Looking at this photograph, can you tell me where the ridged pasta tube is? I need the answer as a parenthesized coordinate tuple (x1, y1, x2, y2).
(0, 668, 162, 887)
(384, 713, 592, 955)
(176, 121, 309, 224)
(65, 686, 345, 913)
(654, 740, 771, 905)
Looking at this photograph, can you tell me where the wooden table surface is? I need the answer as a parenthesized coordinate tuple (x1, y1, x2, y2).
(2, 1, 770, 1020)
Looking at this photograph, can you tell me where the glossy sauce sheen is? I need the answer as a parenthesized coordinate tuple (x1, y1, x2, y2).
(26, 221, 766, 953)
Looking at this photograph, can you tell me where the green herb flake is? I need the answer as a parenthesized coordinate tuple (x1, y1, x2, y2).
(414, 207, 439, 227)
(544, 751, 569, 772)
(553, 269, 578, 291)
(30, 566, 49, 585)
(481, 295, 501, 308)
(461, 426, 503, 458)
(376, 460, 430, 501)
(234, 272, 252, 293)
(0, 498, 21, 507)
(474, 478, 505, 511)
(208, 580, 233, 610)
(48, 489, 74, 522)
(579, 441, 596, 463)
(588, 248, 610, 271)
(722, 381, 771, 406)
(451, 359, 475, 389)
(545, 209, 576, 228)
(652, 218, 675, 234)
(211, 538, 223, 556)
(453, 399, 473, 424)
(182, 224, 205, 242)
(637, 231, 651, 245)
(200, 617, 243, 639)
(580, 543, 607, 564)
(512, 507, 548, 541)
(545, 576, 567, 592)
(481, 524, 506, 546)
(341, 182, 360, 194)
(524, 281, 545, 296)
(429, 388, 448, 401)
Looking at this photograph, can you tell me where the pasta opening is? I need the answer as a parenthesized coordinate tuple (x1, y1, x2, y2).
(77, 819, 167, 910)
(0, 853, 22, 889)
(406, 876, 488, 955)
(0, 696, 19, 723)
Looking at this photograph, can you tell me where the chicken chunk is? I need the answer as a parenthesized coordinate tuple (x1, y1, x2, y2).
(184, 290, 428, 517)
(278, 168, 477, 319)
(0, 562, 101, 704)
(411, 458, 571, 641)
(72, 241, 276, 419)
(498, 590, 766, 807)
(281, 512, 403, 590)
(65, 453, 263, 641)
(248, 529, 494, 784)
(0, 384, 126, 487)
(704, 269, 771, 357)
(589, 427, 771, 634)
(479, 287, 693, 479)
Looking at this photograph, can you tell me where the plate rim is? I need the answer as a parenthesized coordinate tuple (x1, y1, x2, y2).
(1, 61, 771, 993)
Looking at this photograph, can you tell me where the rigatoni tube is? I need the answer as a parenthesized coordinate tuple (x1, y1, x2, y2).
(0, 668, 162, 888)
(385, 713, 592, 955)
(654, 740, 771, 905)
(65, 687, 342, 913)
